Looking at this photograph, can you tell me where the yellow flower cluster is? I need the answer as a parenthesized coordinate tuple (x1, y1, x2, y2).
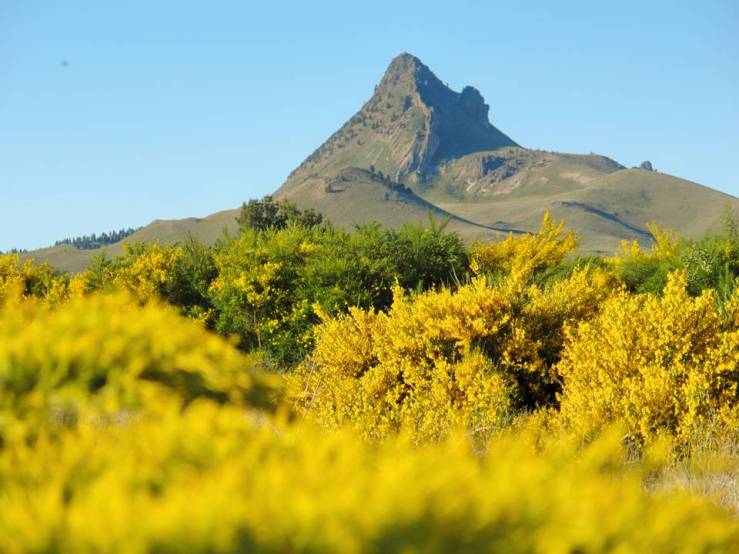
(0, 254, 30, 302)
(292, 267, 612, 442)
(611, 223, 680, 265)
(0, 253, 71, 306)
(470, 212, 578, 282)
(0, 292, 278, 445)
(108, 243, 182, 302)
(1, 405, 737, 554)
(558, 271, 739, 447)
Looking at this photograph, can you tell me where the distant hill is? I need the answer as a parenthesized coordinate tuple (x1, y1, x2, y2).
(23, 209, 239, 274)
(22, 52, 738, 272)
(275, 167, 520, 238)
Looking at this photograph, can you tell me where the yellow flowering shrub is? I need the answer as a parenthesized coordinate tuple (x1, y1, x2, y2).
(0, 253, 68, 305)
(610, 223, 679, 266)
(647, 223, 681, 258)
(470, 212, 578, 282)
(0, 407, 736, 554)
(0, 292, 278, 444)
(502, 267, 616, 402)
(292, 268, 612, 441)
(110, 242, 182, 302)
(0, 254, 25, 302)
(558, 271, 739, 446)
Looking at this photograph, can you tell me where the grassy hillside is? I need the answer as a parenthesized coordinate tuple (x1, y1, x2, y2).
(435, 168, 739, 254)
(23, 209, 239, 273)
(423, 147, 624, 201)
(275, 167, 519, 239)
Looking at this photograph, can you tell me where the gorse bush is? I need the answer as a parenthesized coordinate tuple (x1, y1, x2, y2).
(80, 239, 218, 321)
(1, 406, 737, 554)
(110, 242, 183, 303)
(292, 267, 614, 442)
(612, 216, 739, 299)
(291, 282, 517, 442)
(558, 271, 739, 448)
(470, 212, 578, 283)
(0, 253, 71, 305)
(0, 292, 278, 446)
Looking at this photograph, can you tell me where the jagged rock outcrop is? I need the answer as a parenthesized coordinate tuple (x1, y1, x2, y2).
(639, 161, 655, 171)
(459, 86, 489, 121)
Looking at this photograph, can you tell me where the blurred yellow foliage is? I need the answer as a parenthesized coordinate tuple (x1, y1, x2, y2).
(0, 292, 278, 445)
(0, 405, 737, 554)
(2, 216, 739, 552)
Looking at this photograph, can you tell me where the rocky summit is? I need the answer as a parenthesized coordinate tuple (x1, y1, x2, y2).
(281, 53, 517, 190)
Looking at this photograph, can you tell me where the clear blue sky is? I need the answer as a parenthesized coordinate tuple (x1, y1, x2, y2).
(1, 0, 737, 251)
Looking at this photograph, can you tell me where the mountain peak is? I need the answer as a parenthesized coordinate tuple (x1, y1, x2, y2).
(378, 54, 488, 117)
(379, 53, 427, 84)
(266, 56, 738, 258)
(281, 54, 517, 187)
(375, 53, 437, 101)
(386, 52, 423, 72)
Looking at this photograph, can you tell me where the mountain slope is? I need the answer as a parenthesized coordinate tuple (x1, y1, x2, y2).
(273, 166, 519, 238)
(22, 209, 239, 274)
(432, 168, 738, 253)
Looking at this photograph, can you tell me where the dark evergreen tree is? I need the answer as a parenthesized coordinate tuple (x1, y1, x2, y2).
(55, 227, 140, 250)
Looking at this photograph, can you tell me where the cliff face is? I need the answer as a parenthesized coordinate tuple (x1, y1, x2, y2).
(279, 53, 517, 192)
